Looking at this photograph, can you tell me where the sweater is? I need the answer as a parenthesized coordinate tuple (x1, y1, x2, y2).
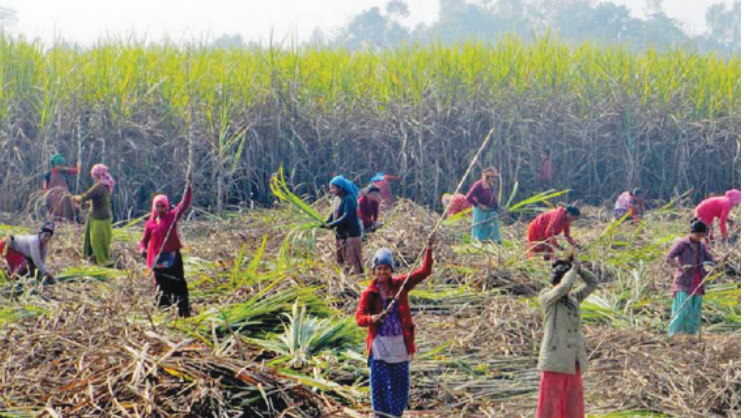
(78, 183, 112, 220)
(9, 234, 50, 276)
(538, 267, 598, 374)
(326, 193, 362, 239)
(140, 185, 192, 269)
(466, 179, 499, 210)
(695, 196, 734, 238)
(356, 248, 433, 357)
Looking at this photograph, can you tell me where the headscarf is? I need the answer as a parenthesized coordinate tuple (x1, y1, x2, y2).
(725, 189, 741, 206)
(40, 221, 55, 236)
(371, 172, 385, 182)
(50, 154, 66, 168)
(330, 175, 359, 200)
(372, 248, 395, 272)
(441, 193, 453, 205)
(91, 164, 116, 194)
(151, 194, 170, 219)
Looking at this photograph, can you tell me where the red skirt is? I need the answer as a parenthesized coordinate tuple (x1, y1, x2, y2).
(536, 362, 584, 418)
(0, 238, 29, 276)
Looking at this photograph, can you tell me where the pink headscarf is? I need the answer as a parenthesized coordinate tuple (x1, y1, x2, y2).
(725, 189, 741, 206)
(151, 194, 169, 219)
(91, 164, 115, 194)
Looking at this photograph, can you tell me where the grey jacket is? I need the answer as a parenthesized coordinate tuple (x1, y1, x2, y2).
(537, 266, 599, 374)
(9, 234, 49, 276)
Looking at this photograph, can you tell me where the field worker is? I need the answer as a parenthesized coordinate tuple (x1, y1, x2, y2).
(537, 149, 554, 190)
(358, 185, 382, 233)
(322, 175, 364, 276)
(44, 154, 80, 222)
(140, 185, 193, 317)
(666, 220, 715, 336)
(613, 188, 645, 221)
(466, 167, 501, 243)
(0, 221, 56, 282)
(693, 189, 740, 242)
(536, 257, 598, 418)
(371, 172, 401, 210)
(441, 193, 470, 218)
(527, 206, 581, 259)
(356, 238, 434, 418)
(75, 164, 115, 266)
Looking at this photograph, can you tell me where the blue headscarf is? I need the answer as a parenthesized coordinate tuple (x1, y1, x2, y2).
(330, 175, 359, 200)
(370, 172, 385, 182)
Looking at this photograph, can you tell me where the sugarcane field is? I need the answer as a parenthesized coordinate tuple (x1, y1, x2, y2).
(0, 2, 741, 417)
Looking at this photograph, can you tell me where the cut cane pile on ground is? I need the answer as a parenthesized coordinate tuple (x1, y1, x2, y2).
(0, 192, 740, 418)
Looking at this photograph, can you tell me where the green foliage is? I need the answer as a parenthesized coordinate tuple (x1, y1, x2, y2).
(270, 167, 325, 228)
(253, 301, 361, 368)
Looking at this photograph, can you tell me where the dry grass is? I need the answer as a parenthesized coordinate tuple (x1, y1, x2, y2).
(0, 199, 740, 417)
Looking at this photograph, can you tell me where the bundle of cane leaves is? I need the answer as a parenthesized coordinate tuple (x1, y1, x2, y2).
(0, 305, 49, 326)
(250, 301, 361, 368)
(189, 281, 331, 341)
(506, 186, 572, 214)
(55, 265, 124, 282)
(270, 167, 325, 229)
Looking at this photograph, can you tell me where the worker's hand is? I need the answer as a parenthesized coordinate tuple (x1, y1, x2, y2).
(371, 312, 387, 323)
(139, 249, 147, 259)
(76, 161, 81, 170)
(319, 223, 329, 229)
(478, 204, 489, 212)
(427, 234, 437, 248)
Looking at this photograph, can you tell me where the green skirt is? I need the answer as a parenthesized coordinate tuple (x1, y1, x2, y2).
(84, 217, 113, 266)
(668, 291, 702, 336)
(472, 207, 501, 243)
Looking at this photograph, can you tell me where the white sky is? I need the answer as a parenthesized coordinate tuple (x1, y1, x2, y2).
(1, 0, 734, 46)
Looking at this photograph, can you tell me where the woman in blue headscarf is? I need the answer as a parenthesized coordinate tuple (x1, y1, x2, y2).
(323, 175, 364, 276)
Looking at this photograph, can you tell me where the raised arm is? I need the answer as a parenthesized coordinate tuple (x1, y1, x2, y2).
(174, 184, 193, 221)
(384, 174, 401, 182)
(539, 265, 578, 307)
(400, 247, 434, 291)
(571, 266, 599, 303)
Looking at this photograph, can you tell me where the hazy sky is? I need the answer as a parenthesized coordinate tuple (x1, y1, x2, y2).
(1, 0, 734, 46)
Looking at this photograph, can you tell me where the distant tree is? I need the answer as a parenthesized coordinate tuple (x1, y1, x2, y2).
(701, 1, 741, 55)
(0, 6, 16, 31)
(337, 1, 413, 50)
(334, 0, 737, 56)
(309, 27, 327, 46)
(386, 0, 411, 19)
(212, 33, 244, 49)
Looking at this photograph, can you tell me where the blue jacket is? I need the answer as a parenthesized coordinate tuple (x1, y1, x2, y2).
(326, 193, 362, 239)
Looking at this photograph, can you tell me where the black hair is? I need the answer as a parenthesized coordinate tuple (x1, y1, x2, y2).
(690, 219, 708, 234)
(631, 188, 642, 196)
(550, 259, 573, 285)
(565, 206, 581, 217)
(367, 185, 381, 193)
